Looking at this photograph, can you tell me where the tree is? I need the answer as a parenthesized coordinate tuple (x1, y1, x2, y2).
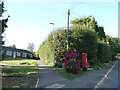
(9, 44, 16, 48)
(27, 43, 34, 53)
(0, 1, 9, 60)
(70, 16, 98, 31)
(70, 16, 106, 42)
(108, 36, 119, 60)
(0, 2, 9, 45)
(71, 29, 98, 65)
(97, 43, 112, 63)
(97, 26, 106, 42)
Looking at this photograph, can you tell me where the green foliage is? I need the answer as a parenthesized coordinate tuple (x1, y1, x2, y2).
(97, 26, 106, 42)
(2, 66, 39, 88)
(97, 43, 112, 63)
(71, 29, 98, 65)
(53, 29, 68, 66)
(1, 59, 39, 88)
(38, 28, 68, 66)
(0, 2, 9, 45)
(53, 67, 87, 80)
(38, 28, 98, 66)
(92, 64, 101, 70)
(1, 2, 6, 13)
(118, 44, 120, 53)
(2, 66, 39, 77)
(38, 38, 53, 65)
(2, 18, 8, 33)
(106, 36, 119, 60)
(70, 15, 97, 31)
(70, 16, 106, 42)
(37, 15, 116, 67)
(1, 59, 38, 66)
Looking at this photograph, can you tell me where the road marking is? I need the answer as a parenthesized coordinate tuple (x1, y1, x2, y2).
(94, 61, 117, 89)
(45, 83, 65, 88)
(35, 78, 39, 88)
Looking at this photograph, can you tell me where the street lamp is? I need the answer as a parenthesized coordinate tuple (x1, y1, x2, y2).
(50, 22, 55, 66)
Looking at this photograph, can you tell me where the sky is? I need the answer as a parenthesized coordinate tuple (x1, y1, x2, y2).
(2, 0, 119, 51)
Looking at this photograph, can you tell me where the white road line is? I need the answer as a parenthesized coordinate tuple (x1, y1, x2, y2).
(35, 78, 39, 88)
(94, 61, 117, 89)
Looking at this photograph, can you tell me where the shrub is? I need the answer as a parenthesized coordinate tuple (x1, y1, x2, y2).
(71, 29, 98, 66)
(97, 43, 112, 63)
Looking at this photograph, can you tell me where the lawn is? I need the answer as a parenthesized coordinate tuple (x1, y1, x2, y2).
(53, 67, 88, 80)
(1, 59, 38, 66)
(1, 59, 39, 88)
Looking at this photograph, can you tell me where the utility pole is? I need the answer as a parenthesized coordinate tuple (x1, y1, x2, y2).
(67, 9, 70, 51)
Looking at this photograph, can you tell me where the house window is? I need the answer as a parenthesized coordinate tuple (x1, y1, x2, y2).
(6, 51, 12, 56)
(22, 53, 26, 57)
(17, 52, 21, 56)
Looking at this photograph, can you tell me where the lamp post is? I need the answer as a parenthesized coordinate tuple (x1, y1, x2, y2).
(50, 23, 55, 66)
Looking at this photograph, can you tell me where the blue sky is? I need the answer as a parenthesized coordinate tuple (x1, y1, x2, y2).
(2, 0, 118, 51)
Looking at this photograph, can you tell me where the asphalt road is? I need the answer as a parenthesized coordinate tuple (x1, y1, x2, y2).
(98, 61, 119, 88)
(37, 61, 119, 89)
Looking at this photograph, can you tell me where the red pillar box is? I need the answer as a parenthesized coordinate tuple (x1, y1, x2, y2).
(82, 53, 88, 71)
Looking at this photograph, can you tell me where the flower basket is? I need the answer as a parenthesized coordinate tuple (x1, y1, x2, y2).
(64, 50, 80, 74)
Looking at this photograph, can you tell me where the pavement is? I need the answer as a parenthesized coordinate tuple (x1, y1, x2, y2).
(36, 66, 68, 88)
(97, 61, 119, 88)
(36, 60, 118, 88)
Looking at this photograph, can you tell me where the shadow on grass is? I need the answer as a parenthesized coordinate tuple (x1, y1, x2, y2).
(2, 66, 39, 78)
(2, 58, 25, 61)
(2, 58, 37, 61)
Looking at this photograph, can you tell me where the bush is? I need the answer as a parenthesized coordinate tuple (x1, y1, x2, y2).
(92, 65, 101, 70)
(97, 43, 112, 63)
(71, 29, 98, 66)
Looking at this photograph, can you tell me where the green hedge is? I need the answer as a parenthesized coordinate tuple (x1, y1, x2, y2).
(37, 28, 98, 66)
(70, 29, 98, 65)
(97, 43, 112, 63)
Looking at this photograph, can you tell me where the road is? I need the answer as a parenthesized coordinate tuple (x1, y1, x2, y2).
(98, 61, 119, 88)
(37, 61, 119, 89)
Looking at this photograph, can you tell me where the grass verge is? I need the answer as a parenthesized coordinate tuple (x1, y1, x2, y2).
(1, 59, 39, 88)
(1, 59, 38, 66)
(53, 67, 87, 80)
(92, 62, 112, 70)
(1, 66, 39, 77)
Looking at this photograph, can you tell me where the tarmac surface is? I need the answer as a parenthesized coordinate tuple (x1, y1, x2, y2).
(36, 60, 118, 88)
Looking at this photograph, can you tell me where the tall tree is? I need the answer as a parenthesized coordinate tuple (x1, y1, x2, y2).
(0, 2, 9, 45)
(108, 37, 119, 59)
(97, 26, 106, 41)
(27, 43, 34, 53)
(0, 1, 9, 60)
(70, 16, 106, 42)
(70, 16, 98, 31)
